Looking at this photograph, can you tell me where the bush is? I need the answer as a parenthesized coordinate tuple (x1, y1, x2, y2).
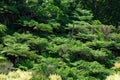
(0, 23, 7, 34)
(49, 74, 62, 80)
(0, 61, 13, 74)
(0, 69, 32, 80)
(31, 57, 67, 77)
(108, 33, 120, 42)
(85, 40, 115, 49)
(71, 60, 112, 79)
(106, 73, 120, 80)
(16, 59, 34, 70)
(20, 19, 53, 32)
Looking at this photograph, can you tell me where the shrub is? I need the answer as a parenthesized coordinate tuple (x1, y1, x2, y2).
(0, 23, 7, 34)
(16, 59, 34, 70)
(0, 69, 32, 80)
(71, 60, 112, 79)
(31, 57, 67, 77)
(112, 62, 120, 70)
(1, 43, 38, 59)
(76, 33, 98, 41)
(106, 73, 120, 80)
(49, 74, 62, 80)
(98, 25, 115, 39)
(66, 21, 92, 34)
(3, 32, 49, 53)
(108, 33, 120, 42)
(0, 61, 13, 74)
(0, 56, 7, 61)
(85, 40, 115, 49)
(20, 19, 53, 32)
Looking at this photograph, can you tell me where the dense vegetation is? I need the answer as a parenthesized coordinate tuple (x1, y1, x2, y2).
(0, 0, 120, 80)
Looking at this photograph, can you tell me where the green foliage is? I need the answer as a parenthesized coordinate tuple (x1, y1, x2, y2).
(92, 20, 102, 25)
(19, 19, 53, 32)
(48, 37, 115, 62)
(56, 60, 113, 80)
(0, 56, 7, 62)
(0, 0, 119, 80)
(66, 21, 91, 33)
(16, 59, 34, 70)
(31, 57, 66, 79)
(73, 8, 93, 21)
(0, 61, 13, 74)
(81, 0, 120, 26)
(85, 40, 115, 49)
(76, 33, 97, 41)
(0, 23, 7, 34)
(72, 60, 110, 76)
(1, 43, 37, 58)
(108, 33, 120, 42)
